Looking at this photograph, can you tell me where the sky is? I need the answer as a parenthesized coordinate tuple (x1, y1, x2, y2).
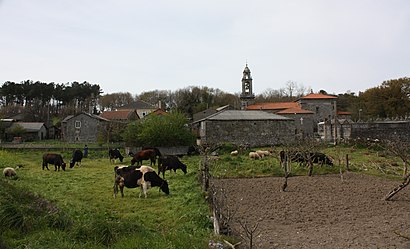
(1, 0, 409, 96)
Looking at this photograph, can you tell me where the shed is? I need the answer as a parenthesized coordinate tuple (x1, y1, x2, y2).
(5, 122, 47, 141)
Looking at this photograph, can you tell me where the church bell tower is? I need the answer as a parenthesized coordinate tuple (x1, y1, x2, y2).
(240, 63, 255, 109)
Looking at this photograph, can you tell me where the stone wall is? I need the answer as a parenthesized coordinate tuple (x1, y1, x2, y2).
(200, 119, 295, 147)
(350, 121, 410, 141)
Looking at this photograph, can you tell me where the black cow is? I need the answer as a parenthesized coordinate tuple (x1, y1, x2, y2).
(42, 153, 66, 171)
(279, 150, 305, 165)
(113, 165, 169, 198)
(279, 151, 333, 166)
(70, 149, 83, 168)
(311, 152, 333, 166)
(158, 155, 187, 178)
(109, 149, 124, 163)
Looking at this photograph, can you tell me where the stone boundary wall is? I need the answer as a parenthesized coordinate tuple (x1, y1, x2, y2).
(202, 119, 295, 147)
(350, 121, 410, 141)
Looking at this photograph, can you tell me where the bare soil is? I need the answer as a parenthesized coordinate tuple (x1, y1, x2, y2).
(211, 172, 410, 249)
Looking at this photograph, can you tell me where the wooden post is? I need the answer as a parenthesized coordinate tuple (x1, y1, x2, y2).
(346, 154, 349, 171)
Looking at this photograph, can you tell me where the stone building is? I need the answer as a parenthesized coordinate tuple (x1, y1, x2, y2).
(193, 110, 295, 147)
(297, 93, 338, 132)
(61, 112, 109, 143)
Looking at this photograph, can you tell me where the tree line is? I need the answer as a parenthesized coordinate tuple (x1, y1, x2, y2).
(1, 77, 410, 124)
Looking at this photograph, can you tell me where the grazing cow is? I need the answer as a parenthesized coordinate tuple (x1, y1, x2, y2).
(131, 148, 161, 166)
(109, 149, 124, 163)
(42, 153, 66, 171)
(70, 149, 83, 168)
(113, 165, 169, 198)
(311, 152, 334, 166)
(158, 155, 187, 178)
(279, 151, 333, 166)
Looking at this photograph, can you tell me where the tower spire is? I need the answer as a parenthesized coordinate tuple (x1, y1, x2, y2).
(240, 63, 255, 110)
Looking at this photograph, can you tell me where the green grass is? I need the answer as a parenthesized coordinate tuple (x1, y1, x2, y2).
(0, 150, 212, 249)
(1, 144, 406, 248)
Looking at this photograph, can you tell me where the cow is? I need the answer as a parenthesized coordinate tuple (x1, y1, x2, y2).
(158, 155, 187, 178)
(109, 148, 124, 163)
(311, 152, 334, 166)
(113, 165, 169, 198)
(70, 149, 83, 168)
(279, 151, 333, 167)
(131, 148, 161, 166)
(42, 153, 66, 171)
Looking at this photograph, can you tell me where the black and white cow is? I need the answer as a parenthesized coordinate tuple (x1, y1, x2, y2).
(42, 153, 66, 171)
(113, 165, 169, 198)
(158, 155, 187, 178)
(70, 149, 83, 168)
(109, 149, 124, 163)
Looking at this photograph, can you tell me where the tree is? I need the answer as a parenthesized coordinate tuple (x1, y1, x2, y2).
(122, 111, 195, 147)
(7, 124, 26, 138)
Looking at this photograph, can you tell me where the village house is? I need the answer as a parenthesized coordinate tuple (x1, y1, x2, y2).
(61, 112, 109, 143)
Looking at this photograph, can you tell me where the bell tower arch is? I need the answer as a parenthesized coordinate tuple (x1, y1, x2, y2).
(240, 63, 255, 109)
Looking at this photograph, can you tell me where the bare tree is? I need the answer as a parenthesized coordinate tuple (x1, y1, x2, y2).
(238, 220, 261, 249)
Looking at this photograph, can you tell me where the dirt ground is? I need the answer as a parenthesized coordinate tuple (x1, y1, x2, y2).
(211, 172, 410, 249)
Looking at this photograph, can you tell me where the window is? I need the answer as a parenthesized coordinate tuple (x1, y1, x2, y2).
(75, 121, 81, 129)
(315, 106, 319, 113)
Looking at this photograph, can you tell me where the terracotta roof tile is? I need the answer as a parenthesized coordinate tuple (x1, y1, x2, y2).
(277, 107, 314, 114)
(299, 93, 337, 99)
(337, 111, 352, 115)
(100, 110, 138, 120)
(246, 102, 299, 110)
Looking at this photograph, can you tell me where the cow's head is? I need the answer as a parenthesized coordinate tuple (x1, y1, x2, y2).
(160, 180, 170, 195)
(181, 163, 187, 174)
(69, 160, 75, 168)
(61, 162, 66, 171)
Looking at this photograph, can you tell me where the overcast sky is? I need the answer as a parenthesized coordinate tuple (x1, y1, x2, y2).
(1, 0, 409, 96)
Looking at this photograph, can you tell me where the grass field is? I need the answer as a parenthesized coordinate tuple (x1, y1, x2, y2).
(0, 144, 406, 248)
(0, 150, 212, 249)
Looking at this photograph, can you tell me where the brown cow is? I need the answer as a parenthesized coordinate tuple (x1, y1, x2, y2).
(131, 148, 161, 166)
(42, 153, 66, 171)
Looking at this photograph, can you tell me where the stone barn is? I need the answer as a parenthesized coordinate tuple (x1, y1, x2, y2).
(61, 112, 109, 143)
(193, 110, 295, 147)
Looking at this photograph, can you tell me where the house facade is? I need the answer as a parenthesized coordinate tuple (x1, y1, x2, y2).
(61, 112, 109, 143)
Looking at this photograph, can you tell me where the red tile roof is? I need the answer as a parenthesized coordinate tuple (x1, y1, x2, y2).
(246, 102, 299, 110)
(299, 93, 337, 99)
(100, 110, 137, 120)
(276, 107, 314, 114)
(337, 111, 352, 115)
(149, 109, 168, 116)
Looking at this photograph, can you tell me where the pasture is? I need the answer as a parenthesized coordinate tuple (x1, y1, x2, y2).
(0, 149, 211, 249)
(1, 144, 410, 248)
